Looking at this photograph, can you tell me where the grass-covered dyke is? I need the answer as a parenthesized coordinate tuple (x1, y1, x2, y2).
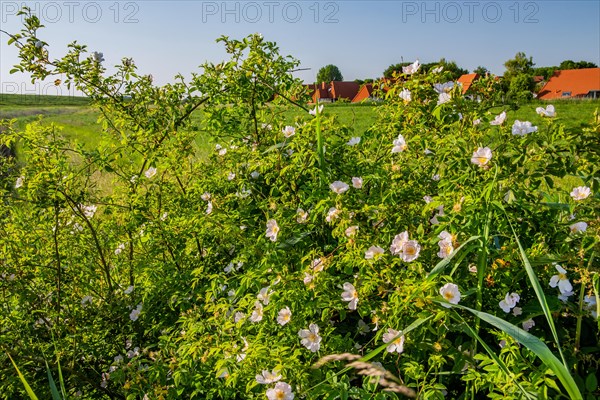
(0, 10, 599, 400)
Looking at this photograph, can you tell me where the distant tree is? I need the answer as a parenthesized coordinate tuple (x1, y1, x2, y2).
(354, 79, 364, 85)
(559, 60, 598, 70)
(473, 66, 489, 75)
(508, 73, 534, 101)
(364, 78, 374, 84)
(383, 62, 411, 79)
(317, 65, 343, 84)
(504, 52, 535, 79)
(532, 66, 557, 80)
(424, 58, 468, 80)
(502, 52, 535, 97)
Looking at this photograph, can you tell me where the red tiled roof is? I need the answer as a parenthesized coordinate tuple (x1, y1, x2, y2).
(538, 68, 600, 100)
(330, 81, 360, 100)
(457, 73, 480, 94)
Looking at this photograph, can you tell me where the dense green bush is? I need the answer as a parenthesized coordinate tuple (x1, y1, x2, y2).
(1, 9, 599, 400)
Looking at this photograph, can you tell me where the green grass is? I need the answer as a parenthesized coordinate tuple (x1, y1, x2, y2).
(2, 94, 598, 159)
(509, 99, 599, 132)
(0, 93, 90, 107)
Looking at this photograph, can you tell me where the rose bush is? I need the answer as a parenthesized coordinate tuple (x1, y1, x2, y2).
(1, 8, 599, 399)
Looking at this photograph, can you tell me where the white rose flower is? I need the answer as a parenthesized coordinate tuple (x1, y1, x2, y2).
(330, 181, 349, 194)
(266, 382, 294, 400)
(511, 120, 538, 136)
(570, 186, 591, 201)
(365, 245, 385, 260)
(250, 301, 264, 323)
(265, 219, 280, 242)
(402, 60, 420, 74)
(471, 147, 492, 167)
(399, 88, 411, 102)
(144, 167, 157, 179)
(392, 134, 407, 153)
(347, 136, 361, 146)
(549, 264, 573, 294)
(439, 283, 461, 307)
(282, 126, 296, 138)
(569, 221, 587, 234)
(256, 369, 282, 384)
(536, 104, 555, 117)
(382, 328, 405, 353)
(345, 225, 359, 237)
(499, 292, 520, 313)
(490, 111, 506, 126)
(298, 323, 321, 352)
(277, 307, 292, 326)
(341, 282, 358, 310)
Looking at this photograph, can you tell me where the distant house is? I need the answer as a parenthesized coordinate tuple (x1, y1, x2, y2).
(537, 68, 600, 100)
(352, 84, 375, 103)
(456, 73, 480, 94)
(311, 81, 360, 103)
(351, 79, 395, 103)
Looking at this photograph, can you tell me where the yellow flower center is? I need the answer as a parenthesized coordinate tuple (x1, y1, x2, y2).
(444, 292, 455, 301)
(275, 390, 286, 400)
(476, 156, 488, 165)
(558, 273, 566, 280)
(405, 246, 416, 255)
(308, 333, 317, 342)
(393, 337, 403, 345)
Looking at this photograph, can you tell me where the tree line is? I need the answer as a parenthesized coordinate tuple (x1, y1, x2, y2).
(316, 53, 597, 100)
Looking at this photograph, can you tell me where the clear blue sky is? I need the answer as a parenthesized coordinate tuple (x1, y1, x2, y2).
(1, 1, 599, 96)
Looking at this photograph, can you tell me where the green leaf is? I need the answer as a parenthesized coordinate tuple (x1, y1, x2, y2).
(585, 373, 597, 392)
(451, 303, 582, 400)
(263, 141, 286, 153)
(277, 231, 312, 249)
(6, 353, 39, 400)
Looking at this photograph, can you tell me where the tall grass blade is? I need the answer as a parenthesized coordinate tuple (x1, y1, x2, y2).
(6, 353, 40, 400)
(45, 359, 62, 400)
(451, 303, 582, 400)
(505, 213, 568, 367)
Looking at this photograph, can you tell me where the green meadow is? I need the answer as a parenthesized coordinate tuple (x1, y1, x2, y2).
(2, 94, 598, 158)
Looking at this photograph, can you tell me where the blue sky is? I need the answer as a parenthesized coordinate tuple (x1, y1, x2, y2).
(1, 1, 599, 95)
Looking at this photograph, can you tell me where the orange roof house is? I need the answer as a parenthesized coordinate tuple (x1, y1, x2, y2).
(457, 73, 480, 94)
(312, 83, 331, 103)
(310, 81, 360, 103)
(537, 68, 600, 100)
(330, 81, 360, 101)
(352, 79, 397, 103)
(352, 84, 374, 103)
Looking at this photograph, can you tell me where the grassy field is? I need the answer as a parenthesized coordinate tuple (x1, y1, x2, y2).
(2, 95, 599, 157)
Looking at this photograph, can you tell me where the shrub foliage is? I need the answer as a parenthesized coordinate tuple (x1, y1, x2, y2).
(1, 9, 599, 400)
